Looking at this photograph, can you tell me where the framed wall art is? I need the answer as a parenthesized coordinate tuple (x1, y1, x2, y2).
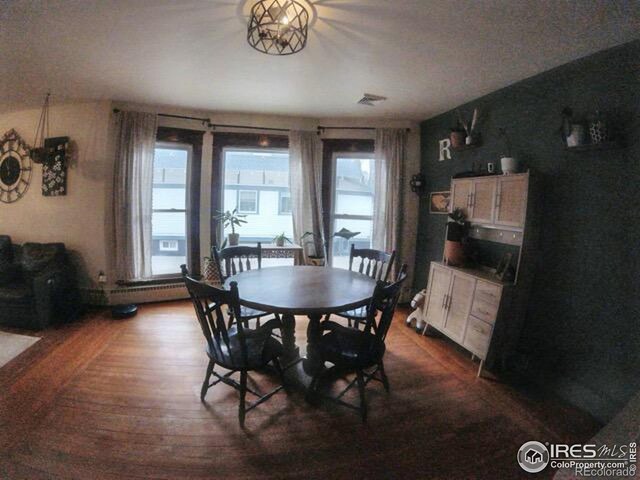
(429, 191, 451, 214)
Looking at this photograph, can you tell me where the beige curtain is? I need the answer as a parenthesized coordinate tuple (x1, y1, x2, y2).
(112, 111, 158, 281)
(372, 128, 407, 267)
(289, 130, 325, 263)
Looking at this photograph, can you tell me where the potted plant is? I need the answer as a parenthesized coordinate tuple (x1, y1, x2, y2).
(498, 127, 519, 174)
(561, 107, 586, 148)
(273, 232, 292, 247)
(457, 108, 479, 145)
(444, 208, 467, 267)
(213, 208, 247, 246)
(300, 231, 326, 266)
(449, 118, 466, 148)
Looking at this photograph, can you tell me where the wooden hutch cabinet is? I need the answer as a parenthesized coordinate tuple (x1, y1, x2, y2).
(422, 172, 537, 377)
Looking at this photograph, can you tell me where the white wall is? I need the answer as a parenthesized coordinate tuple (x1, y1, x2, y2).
(0, 101, 112, 289)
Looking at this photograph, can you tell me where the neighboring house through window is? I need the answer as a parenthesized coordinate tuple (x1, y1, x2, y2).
(222, 148, 293, 247)
(279, 192, 292, 215)
(331, 153, 375, 269)
(238, 190, 258, 214)
(151, 143, 190, 276)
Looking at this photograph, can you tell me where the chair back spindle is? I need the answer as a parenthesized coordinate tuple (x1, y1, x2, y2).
(348, 244, 396, 282)
(362, 263, 408, 347)
(213, 243, 262, 280)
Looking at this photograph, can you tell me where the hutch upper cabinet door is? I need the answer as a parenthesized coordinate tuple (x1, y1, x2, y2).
(495, 175, 528, 228)
(470, 177, 497, 224)
(442, 272, 475, 342)
(423, 265, 451, 329)
(451, 179, 472, 218)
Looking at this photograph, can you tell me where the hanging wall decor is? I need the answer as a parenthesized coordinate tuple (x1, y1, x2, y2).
(0, 129, 33, 204)
(31, 93, 51, 164)
(41, 136, 69, 196)
(429, 191, 451, 214)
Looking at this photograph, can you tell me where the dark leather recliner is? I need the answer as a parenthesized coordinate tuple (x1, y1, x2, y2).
(0, 235, 80, 330)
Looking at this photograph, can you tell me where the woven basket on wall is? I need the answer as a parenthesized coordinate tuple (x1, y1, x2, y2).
(202, 257, 223, 287)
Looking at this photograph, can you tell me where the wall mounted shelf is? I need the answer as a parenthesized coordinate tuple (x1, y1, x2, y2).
(452, 136, 482, 152)
(452, 143, 482, 152)
(566, 140, 624, 152)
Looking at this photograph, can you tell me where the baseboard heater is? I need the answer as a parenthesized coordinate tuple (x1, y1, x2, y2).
(81, 283, 188, 306)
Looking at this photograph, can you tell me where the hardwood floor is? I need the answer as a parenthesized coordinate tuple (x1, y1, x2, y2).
(0, 301, 600, 479)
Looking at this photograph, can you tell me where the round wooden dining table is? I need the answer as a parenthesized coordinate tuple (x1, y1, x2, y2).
(224, 266, 378, 379)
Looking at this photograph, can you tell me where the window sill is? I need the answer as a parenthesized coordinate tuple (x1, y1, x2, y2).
(117, 277, 184, 287)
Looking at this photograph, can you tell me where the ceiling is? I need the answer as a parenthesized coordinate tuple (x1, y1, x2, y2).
(1, 0, 639, 120)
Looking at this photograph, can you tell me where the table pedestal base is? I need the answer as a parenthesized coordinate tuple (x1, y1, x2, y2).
(278, 313, 327, 402)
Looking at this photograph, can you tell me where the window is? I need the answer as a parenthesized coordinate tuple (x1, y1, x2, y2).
(151, 145, 190, 276)
(159, 240, 179, 252)
(238, 190, 258, 214)
(331, 153, 375, 269)
(222, 149, 293, 253)
(279, 192, 292, 215)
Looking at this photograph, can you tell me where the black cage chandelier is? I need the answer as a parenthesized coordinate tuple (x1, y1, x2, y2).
(247, 0, 309, 55)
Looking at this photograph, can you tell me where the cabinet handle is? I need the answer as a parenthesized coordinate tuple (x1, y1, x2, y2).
(442, 294, 450, 309)
(470, 192, 475, 207)
(473, 325, 485, 334)
(467, 193, 471, 208)
(496, 192, 502, 208)
(447, 294, 452, 309)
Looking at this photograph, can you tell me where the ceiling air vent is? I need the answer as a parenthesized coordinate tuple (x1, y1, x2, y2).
(357, 93, 387, 106)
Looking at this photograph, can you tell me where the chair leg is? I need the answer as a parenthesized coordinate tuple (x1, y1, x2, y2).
(305, 373, 321, 404)
(201, 359, 215, 401)
(356, 370, 367, 422)
(273, 357, 285, 384)
(378, 360, 390, 393)
(239, 370, 247, 427)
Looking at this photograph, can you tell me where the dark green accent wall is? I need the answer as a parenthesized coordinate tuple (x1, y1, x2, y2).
(415, 40, 640, 422)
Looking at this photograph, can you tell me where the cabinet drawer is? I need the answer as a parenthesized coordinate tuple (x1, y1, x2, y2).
(463, 316, 493, 358)
(470, 297, 498, 324)
(474, 281, 501, 306)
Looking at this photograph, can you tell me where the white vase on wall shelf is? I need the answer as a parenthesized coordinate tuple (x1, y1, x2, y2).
(500, 157, 519, 175)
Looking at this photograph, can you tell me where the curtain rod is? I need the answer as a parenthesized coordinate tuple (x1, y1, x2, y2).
(317, 126, 411, 134)
(112, 110, 410, 134)
(207, 123, 289, 133)
(112, 109, 210, 124)
(112, 109, 290, 132)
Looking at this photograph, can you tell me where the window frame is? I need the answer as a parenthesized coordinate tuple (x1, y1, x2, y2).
(219, 145, 291, 245)
(159, 240, 179, 252)
(151, 141, 192, 279)
(329, 151, 375, 266)
(278, 191, 292, 215)
(237, 189, 259, 214)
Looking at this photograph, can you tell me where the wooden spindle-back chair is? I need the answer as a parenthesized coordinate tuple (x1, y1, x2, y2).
(349, 244, 396, 282)
(181, 265, 285, 427)
(214, 243, 262, 279)
(313, 264, 408, 421)
(332, 245, 397, 327)
(212, 243, 276, 328)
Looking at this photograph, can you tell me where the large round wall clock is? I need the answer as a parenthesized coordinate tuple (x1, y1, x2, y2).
(0, 129, 32, 204)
